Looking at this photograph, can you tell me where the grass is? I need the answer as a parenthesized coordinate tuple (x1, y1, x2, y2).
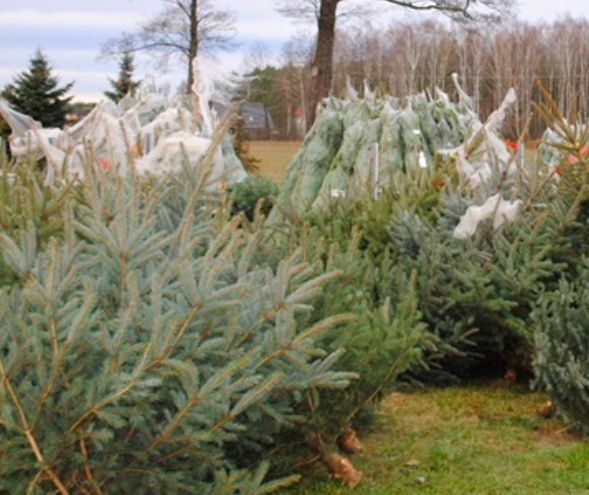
(248, 141, 300, 183)
(282, 382, 589, 495)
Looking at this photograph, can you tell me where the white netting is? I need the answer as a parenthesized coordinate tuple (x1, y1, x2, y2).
(0, 57, 247, 188)
(453, 194, 523, 239)
(277, 75, 518, 218)
(274, 76, 524, 238)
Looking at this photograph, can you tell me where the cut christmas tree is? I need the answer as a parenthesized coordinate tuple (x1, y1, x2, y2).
(0, 141, 357, 494)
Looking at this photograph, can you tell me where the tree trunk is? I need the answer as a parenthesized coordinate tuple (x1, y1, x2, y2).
(309, 0, 339, 126)
(299, 68, 308, 134)
(187, 0, 199, 94)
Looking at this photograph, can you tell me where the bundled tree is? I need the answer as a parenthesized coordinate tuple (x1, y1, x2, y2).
(269, 78, 583, 386)
(2, 49, 73, 128)
(104, 52, 140, 102)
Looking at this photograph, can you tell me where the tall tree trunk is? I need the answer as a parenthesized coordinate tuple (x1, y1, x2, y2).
(309, 0, 339, 126)
(187, 0, 199, 94)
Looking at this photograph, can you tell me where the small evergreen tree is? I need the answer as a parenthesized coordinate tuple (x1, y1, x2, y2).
(2, 49, 73, 128)
(228, 176, 278, 220)
(105, 52, 140, 102)
(533, 269, 589, 435)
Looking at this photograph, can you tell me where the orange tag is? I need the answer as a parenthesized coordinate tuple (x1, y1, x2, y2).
(98, 158, 111, 171)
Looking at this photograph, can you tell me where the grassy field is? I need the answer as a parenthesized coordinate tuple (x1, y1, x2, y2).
(248, 141, 300, 183)
(283, 383, 589, 495)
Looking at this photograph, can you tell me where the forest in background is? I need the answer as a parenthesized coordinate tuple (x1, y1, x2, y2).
(248, 17, 589, 140)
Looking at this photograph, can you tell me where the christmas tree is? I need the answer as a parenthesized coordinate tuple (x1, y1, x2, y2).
(2, 49, 73, 128)
(269, 80, 568, 382)
(531, 86, 589, 435)
(533, 268, 589, 434)
(104, 52, 140, 103)
(0, 146, 358, 493)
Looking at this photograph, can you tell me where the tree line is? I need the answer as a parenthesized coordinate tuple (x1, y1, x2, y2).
(99, 0, 513, 132)
(250, 16, 589, 140)
(4, 1, 589, 143)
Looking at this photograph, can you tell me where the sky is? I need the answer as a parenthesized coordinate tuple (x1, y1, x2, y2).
(0, 0, 588, 102)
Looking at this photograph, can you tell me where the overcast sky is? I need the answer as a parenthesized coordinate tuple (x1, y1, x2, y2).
(0, 0, 588, 101)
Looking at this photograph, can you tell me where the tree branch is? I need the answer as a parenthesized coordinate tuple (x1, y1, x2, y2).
(380, 0, 472, 17)
(379, 0, 513, 22)
(0, 361, 71, 495)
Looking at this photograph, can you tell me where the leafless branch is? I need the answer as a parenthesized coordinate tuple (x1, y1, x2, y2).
(100, 0, 237, 66)
(379, 0, 515, 23)
(275, 0, 377, 23)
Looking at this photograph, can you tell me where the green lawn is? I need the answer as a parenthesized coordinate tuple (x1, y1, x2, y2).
(282, 383, 589, 495)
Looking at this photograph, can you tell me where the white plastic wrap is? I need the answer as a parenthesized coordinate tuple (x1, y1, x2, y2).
(0, 57, 247, 187)
(454, 194, 523, 239)
(443, 88, 517, 189)
(0, 99, 40, 136)
(135, 131, 209, 174)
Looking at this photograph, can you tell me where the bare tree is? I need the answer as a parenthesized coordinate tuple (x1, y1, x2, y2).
(275, 0, 375, 125)
(282, 34, 315, 134)
(276, 0, 515, 126)
(242, 42, 274, 73)
(269, 15, 589, 139)
(455, 29, 487, 113)
(102, 0, 236, 93)
(420, 21, 454, 91)
(395, 25, 424, 94)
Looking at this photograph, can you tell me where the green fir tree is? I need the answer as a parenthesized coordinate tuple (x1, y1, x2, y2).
(2, 49, 73, 128)
(105, 52, 140, 102)
(0, 152, 356, 493)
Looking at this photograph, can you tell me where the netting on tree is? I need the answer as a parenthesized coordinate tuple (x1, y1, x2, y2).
(274, 75, 524, 239)
(0, 58, 247, 189)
